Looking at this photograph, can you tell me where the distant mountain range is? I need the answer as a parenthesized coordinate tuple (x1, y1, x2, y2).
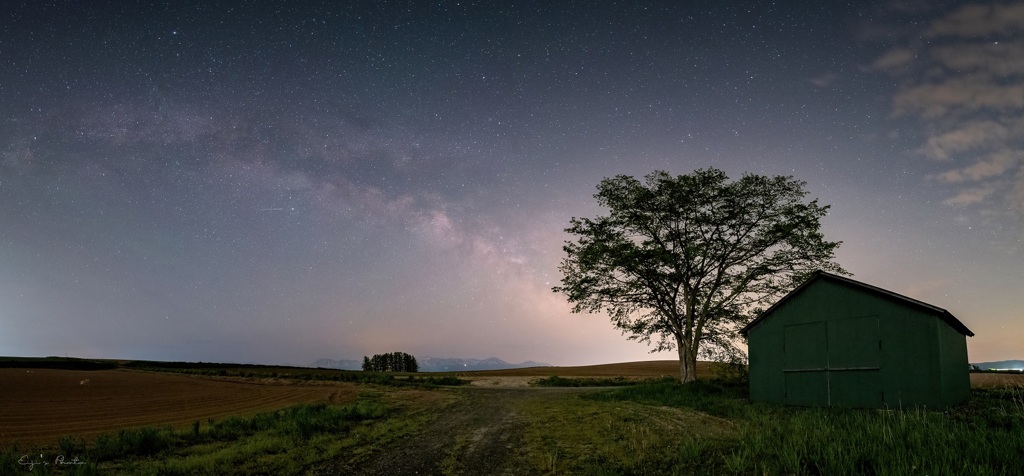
(972, 360, 1024, 370)
(311, 356, 549, 372)
(310, 358, 364, 371)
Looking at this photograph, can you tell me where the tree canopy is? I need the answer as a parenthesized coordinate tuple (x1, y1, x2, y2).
(553, 168, 847, 382)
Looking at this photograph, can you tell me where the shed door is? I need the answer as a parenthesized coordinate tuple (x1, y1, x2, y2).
(782, 317, 882, 407)
(783, 323, 829, 406)
(828, 317, 882, 407)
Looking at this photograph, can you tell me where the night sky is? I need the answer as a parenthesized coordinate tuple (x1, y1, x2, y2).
(2, 1, 1021, 366)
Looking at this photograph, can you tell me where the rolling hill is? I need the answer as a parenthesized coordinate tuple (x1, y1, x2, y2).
(972, 360, 1024, 370)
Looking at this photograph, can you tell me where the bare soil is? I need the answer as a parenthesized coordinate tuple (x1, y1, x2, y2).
(0, 368, 356, 443)
(970, 372, 1024, 388)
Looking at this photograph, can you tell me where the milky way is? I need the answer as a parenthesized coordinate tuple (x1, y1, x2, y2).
(1, 1, 1021, 365)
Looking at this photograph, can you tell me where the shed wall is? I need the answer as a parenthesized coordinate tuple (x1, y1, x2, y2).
(875, 302, 941, 407)
(747, 279, 968, 408)
(938, 322, 971, 406)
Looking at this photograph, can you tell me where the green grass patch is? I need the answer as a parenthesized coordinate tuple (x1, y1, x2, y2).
(584, 379, 1024, 475)
(727, 404, 1022, 475)
(517, 388, 738, 475)
(589, 377, 754, 418)
(514, 379, 1024, 475)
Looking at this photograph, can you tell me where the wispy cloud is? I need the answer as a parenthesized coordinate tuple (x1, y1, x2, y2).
(918, 120, 1017, 162)
(874, 2, 1024, 222)
(925, 4, 1024, 37)
(869, 47, 914, 71)
(809, 73, 839, 89)
(944, 185, 996, 206)
(936, 150, 1021, 184)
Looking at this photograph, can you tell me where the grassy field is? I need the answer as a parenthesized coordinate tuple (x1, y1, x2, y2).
(519, 378, 1024, 475)
(1, 359, 1021, 475)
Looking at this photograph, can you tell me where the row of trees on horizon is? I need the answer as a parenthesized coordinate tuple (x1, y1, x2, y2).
(362, 352, 418, 372)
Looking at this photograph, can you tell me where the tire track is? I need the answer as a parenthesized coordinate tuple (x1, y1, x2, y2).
(316, 387, 588, 476)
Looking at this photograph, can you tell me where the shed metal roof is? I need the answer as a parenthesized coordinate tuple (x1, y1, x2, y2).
(739, 270, 975, 337)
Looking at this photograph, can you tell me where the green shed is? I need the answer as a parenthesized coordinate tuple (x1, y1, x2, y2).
(740, 271, 974, 408)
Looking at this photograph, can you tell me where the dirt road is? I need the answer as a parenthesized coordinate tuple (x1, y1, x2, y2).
(315, 387, 587, 476)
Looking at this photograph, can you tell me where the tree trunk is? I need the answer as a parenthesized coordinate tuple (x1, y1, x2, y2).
(676, 340, 697, 383)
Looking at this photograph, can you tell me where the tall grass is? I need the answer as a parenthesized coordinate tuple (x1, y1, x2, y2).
(594, 379, 1024, 475)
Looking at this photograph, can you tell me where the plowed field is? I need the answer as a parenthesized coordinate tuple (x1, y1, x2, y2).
(970, 372, 1024, 388)
(0, 369, 357, 443)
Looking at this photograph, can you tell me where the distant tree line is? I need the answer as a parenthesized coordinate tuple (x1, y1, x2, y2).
(362, 352, 419, 372)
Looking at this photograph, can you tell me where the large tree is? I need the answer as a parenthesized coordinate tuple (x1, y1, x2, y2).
(553, 168, 846, 383)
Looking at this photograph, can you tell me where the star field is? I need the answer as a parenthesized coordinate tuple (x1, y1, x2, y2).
(1, 1, 1021, 365)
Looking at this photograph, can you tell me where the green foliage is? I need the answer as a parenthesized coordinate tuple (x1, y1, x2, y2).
(57, 436, 81, 458)
(0, 447, 21, 476)
(362, 352, 419, 372)
(715, 358, 750, 387)
(113, 427, 178, 456)
(554, 168, 846, 382)
(283, 402, 386, 440)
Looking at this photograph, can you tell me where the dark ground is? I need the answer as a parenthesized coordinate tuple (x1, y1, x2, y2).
(313, 387, 588, 476)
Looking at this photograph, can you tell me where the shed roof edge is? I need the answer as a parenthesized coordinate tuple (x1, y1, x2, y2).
(739, 271, 975, 337)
